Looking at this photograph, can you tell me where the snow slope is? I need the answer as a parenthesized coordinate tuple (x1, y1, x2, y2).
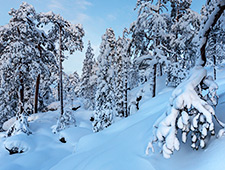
(0, 67, 225, 170)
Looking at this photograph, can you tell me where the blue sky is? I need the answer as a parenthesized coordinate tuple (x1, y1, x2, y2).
(0, 0, 205, 75)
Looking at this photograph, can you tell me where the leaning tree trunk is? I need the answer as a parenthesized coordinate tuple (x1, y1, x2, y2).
(59, 26, 64, 115)
(196, 0, 225, 127)
(34, 74, 40, 113)
(199, 2, 225, 67)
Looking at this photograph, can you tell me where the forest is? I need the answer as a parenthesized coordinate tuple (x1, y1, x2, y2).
(0, 0, 225, 169)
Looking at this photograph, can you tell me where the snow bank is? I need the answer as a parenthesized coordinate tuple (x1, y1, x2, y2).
(4, 133, 33, 154)
(59, 127, 92, 146)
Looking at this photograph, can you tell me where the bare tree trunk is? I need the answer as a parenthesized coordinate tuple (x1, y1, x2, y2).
(59, 26, 64, 115)
(152, 64, 157, 98)
(34, 74, 40, 113)
(57, 82, 60, 101)
(159, 63, 162, 76)
(124, 72, 128, 117)
(19, 71, 24, 115)
(213, 55, 216, 80)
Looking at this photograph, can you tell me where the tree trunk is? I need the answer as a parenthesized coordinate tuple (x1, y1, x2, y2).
(152, 64, 157, 98)
(124, 72, 128, 117)
(34, 74, 40, 113)
(213, 55, 216, 80)
(200, 3, 225, 67)
(59, 26, 64, 115)
(159, 63, 162, 76)
(19, 71, 24, 114)
(124, 39, 133, 117)
(57, 82, 60, 101)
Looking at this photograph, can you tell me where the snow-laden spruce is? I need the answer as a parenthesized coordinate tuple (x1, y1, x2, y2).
(63, 71, 80, 107)
(93, 28, 116, 132)
(80, 41, 96, 110)
(0, 2, 57, 131)
(52, 109, 76, 134)
(114, 29, 131, 117)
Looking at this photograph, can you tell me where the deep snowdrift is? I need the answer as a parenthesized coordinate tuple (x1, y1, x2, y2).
(0, 67, 225, 170)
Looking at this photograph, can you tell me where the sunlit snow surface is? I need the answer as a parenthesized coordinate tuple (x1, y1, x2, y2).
(1, 67, 225, 170)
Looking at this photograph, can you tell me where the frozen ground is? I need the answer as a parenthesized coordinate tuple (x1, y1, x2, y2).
(0, 67, 225, 170)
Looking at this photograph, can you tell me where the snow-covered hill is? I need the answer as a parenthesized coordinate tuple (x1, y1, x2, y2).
(1, 67, 225, 170)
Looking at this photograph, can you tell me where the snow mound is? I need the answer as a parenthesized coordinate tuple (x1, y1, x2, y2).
(3, 114, 40, 131)
(4, 133, 33, 154)
(59, 127, 92, 145)
(46, 101, 60, 111)
(3, 117, 16, 131)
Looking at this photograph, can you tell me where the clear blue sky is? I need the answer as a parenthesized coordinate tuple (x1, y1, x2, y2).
(0, 0, 205, 75)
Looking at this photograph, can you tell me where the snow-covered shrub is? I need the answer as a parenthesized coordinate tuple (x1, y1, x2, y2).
(128, 89, 143, 115)
(4, 133, 31, 154)
(6, 114, 31, 137)
(93, 109, 114, 133)
(146, 66, 219, 158)
(52, 109, 76, 133)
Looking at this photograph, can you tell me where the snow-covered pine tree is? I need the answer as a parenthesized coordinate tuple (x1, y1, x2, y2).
(38, 11, 85, 116)
(38, 11, 84, 132)
(0, 2, 56, 133)
(64, 71, 80, 108)
(89, 58, 98, 110)
(166, 0, 201, 86)
(131, 0, 169, 97)
(80, 41, 96, 110)
(146, 0, 225, 158)
(121, 29, 132, 117)
(203, 0, 225, 80)
(115, 37, 125, 117)
(69, 71, 80, 100)
(93, 28, 116, 132)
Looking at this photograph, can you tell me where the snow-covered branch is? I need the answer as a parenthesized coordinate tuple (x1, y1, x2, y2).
(198, 0, 225, 66)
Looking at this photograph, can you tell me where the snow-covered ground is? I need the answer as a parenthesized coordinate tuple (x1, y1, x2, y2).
(1, 67, 225, 170)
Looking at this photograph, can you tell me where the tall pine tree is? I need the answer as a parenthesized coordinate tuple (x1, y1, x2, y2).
(80, 41, 96, 109)
(93, 28, 116, 132)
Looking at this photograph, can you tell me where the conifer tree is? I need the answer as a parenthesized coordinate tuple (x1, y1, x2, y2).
(114, 29, 131, 117)
(93, 28, 116, 132)
(38, 11, 84, 116)
(131, 0, 168, 96)
(38, 11, 84, 133)
(166, 0, 200, 86)
(203, 0, 225, 79)
(64, 71, 80, 107)
(0, 2, 56, 133)
(80, 41, 96, 109)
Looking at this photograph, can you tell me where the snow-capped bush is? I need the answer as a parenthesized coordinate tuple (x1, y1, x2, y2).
(146, 66, 219, 158)
(6, 114, 31, 137)
(4, 133, 31, 154)
(52, 109, 76, 133)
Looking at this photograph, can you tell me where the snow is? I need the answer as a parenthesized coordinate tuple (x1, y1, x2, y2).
(0, 67, 225, 169)
(3, 117, 16, 131)
(4, 133, 32, 154)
